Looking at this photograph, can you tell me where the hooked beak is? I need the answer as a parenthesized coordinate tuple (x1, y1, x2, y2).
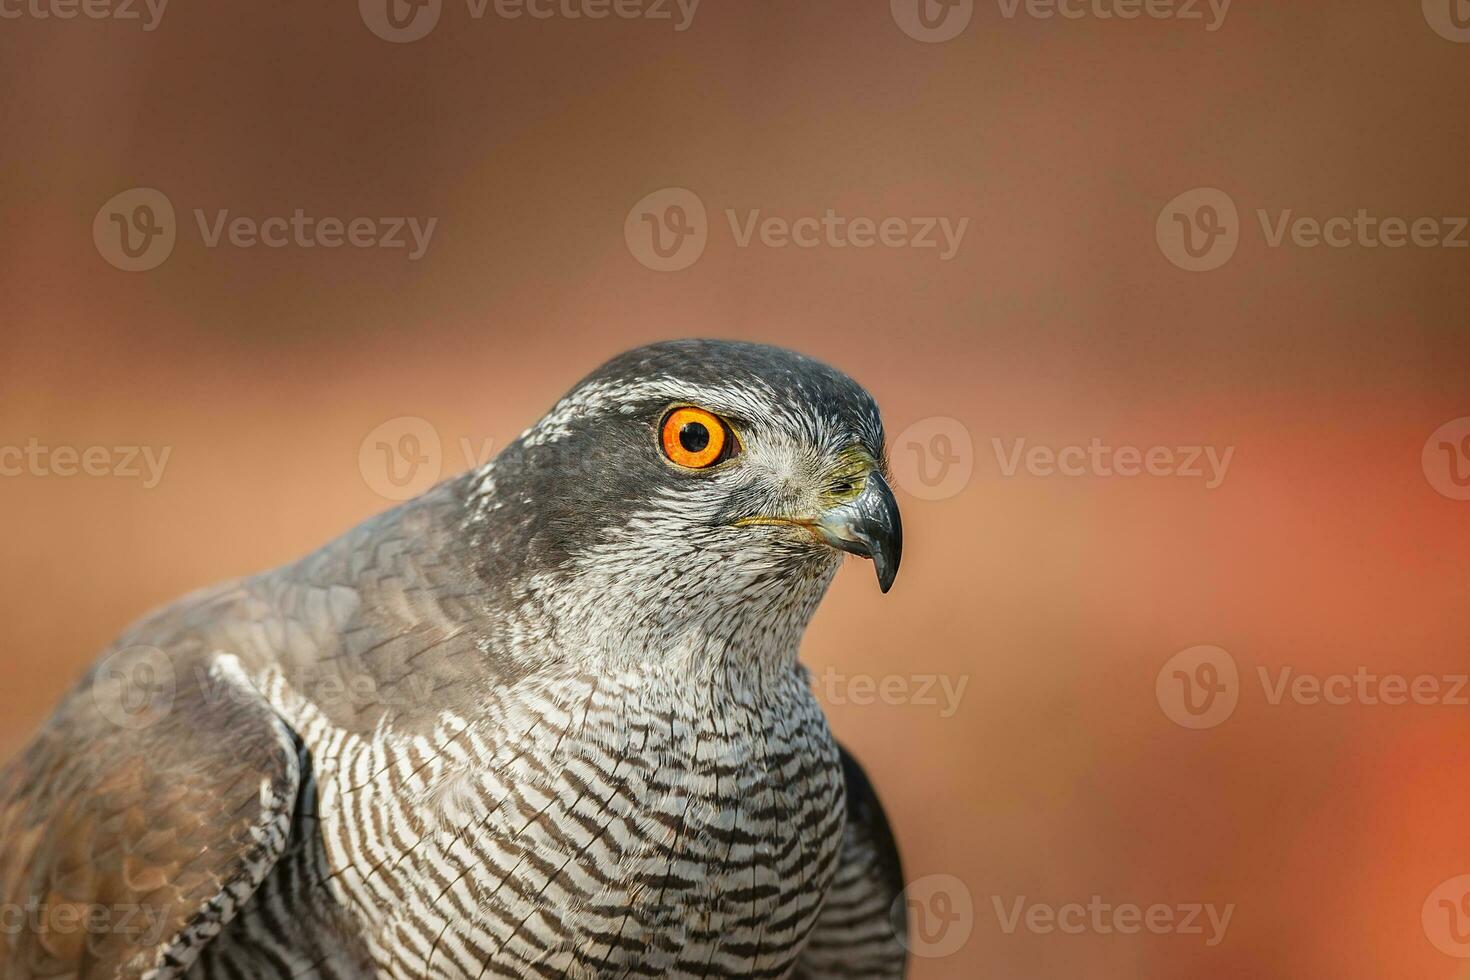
(814, 470, 903, 593)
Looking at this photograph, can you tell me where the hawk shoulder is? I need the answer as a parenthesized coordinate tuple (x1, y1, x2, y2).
(0, 640, 302, 980)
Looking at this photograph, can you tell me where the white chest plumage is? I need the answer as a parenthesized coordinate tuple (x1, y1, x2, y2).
(200, 660, 847, 980)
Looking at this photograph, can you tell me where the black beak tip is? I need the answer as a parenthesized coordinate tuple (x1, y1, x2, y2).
(873, 513, 902, 595)
(813, 469, 904, 593)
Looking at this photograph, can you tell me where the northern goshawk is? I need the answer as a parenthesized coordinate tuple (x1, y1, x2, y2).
(0, 339, 909, 979)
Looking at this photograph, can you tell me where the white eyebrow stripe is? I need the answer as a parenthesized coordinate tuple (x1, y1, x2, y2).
(520, 377, 786, 447)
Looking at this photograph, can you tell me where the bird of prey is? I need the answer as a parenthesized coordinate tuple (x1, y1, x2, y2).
(0, 339, 908, 980)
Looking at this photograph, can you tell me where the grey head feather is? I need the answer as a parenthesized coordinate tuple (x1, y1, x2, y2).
(138, 339, 894, 736)
(461, 339, 889, 671)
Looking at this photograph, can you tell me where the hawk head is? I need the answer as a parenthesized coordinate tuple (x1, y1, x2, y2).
(470, 339, 901, 664)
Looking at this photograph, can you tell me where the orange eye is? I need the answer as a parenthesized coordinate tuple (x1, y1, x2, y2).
(661, 407, 731, 469)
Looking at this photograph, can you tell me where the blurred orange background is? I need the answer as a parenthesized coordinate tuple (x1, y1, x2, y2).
(3, 1, 1470, 976)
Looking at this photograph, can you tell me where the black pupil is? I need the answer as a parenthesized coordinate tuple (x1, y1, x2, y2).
(678, 421, 711, 454)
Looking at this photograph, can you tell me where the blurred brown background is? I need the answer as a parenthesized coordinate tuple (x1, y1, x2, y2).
(3, 0, 1470, 976)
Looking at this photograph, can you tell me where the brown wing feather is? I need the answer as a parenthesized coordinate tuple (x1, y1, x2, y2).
(0, 479, 513, 980)
(0, 635, 301, 980)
